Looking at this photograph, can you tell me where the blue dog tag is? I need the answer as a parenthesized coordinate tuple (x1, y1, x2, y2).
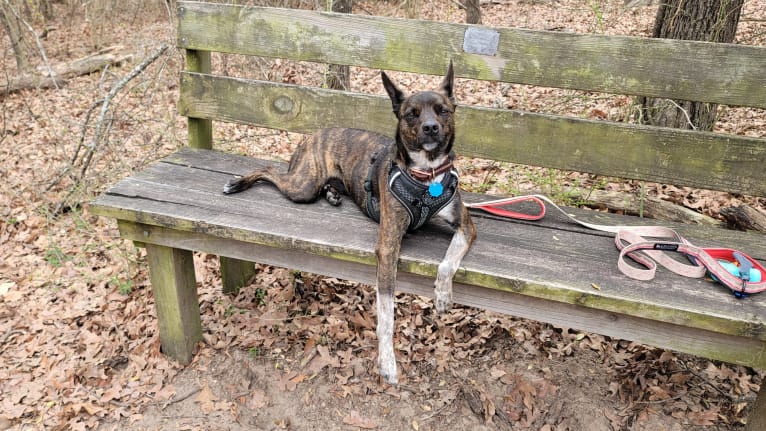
(428, 182, 443, 197)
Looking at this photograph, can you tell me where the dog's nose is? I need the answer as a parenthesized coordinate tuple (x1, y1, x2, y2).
(422, 121, 440, 136)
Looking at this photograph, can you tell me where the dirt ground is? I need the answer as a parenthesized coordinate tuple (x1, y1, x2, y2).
(1, 1, 765, 430)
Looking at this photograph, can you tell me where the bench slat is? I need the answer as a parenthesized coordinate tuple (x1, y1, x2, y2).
(177, 1, 766, 108)
(179, 72, 766, 196)
(89, 148, 766, 354)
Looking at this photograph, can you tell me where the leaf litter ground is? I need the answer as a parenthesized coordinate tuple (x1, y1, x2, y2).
(0, 1, 764, 430)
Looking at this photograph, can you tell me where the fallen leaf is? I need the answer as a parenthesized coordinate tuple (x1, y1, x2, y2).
(342, 410, 377, 429)
(688, 408, 720, 426)
(195, 382, 217, 413)
(247, 389, 269, 409)
(489, 367, 506, 380)
(0, 281, 15, 295)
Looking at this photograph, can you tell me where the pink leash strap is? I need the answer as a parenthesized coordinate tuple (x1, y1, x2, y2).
(468, 194, 766, 296)
(615, 231, 766, 295)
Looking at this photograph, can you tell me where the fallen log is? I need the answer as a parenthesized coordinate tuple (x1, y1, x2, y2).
(1, 47, 132, 96)
(720, 204, 766, 232)
(564, 189, 723, 226)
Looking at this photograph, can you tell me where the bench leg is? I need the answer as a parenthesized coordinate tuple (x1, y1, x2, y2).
(145, 243, 202, 364)
(219, 256, 256, 294)
(746, 380, 766, 431)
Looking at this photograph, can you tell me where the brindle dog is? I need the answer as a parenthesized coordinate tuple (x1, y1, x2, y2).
(223, 63, 476, 384)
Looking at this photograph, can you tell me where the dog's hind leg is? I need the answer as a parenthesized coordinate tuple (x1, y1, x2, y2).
(223, 166, 327, 202)
(223, 141, 330, 202)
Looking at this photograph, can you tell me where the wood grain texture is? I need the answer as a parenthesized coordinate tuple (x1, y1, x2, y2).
(179, 73, 766, 196)
(185, 49, 212, 150)
(219, 257, 256, 294)
(745, 381, 766, 431)
(118, 220, 766, 369)
(89, 148, 766, 360)
(176, 1, 766, 108)
(144, 243, 202, 364)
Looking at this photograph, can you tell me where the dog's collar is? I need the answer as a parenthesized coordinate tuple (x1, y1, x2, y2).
(409, 159, 454, 182)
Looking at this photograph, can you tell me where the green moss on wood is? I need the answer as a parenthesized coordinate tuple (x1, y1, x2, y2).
(177, 1, 766, 108)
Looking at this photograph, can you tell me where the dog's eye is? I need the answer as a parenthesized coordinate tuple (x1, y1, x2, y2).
(405, 109, 419, 120)
(436, 105, 451, 116)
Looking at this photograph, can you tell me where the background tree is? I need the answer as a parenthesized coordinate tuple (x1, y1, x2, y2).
(325, 0, 351, 90)
(465, 0, 481, 24)
(637, 0, 744, 130)
(1, 0, 34, 73)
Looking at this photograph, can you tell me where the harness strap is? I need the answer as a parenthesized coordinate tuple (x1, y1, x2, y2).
(389, 166, 459, 232)
(364, 153, 459, 232)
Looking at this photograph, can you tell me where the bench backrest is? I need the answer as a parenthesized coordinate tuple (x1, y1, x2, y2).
(176, 1, 766, 197)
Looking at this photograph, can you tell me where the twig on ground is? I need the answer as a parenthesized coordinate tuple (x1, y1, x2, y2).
(161, 387, 202, 410)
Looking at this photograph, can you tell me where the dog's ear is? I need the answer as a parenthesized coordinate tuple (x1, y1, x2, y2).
(439, 60, 456, 105)
(381, 71, 405, 118)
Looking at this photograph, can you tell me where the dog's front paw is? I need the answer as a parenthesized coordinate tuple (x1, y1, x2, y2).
(378, 355, 398, 385)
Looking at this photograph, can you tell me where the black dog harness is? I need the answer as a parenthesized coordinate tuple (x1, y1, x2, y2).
(365, 153, 459, 232)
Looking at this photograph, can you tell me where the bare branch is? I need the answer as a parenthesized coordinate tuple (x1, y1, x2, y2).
(52, 44, 169, 215)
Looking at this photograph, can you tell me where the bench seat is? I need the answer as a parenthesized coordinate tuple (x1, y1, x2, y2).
(90, 147, 766, 370)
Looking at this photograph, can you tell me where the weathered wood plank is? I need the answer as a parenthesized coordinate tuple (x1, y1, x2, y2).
(88, 149, 766, 343)
(745, 382, 766, 431)
(118, 220, 766, 370)
(176, 2, 766, 108)
(219, 256, 256, 294)
(143, 243, 202, 364)
(178, 73, 766, 196)
(159, 147, 766, 257)
(185, 49, 212, 150)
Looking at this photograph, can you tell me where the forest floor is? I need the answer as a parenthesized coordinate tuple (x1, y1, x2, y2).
(1, 1, 765, 430)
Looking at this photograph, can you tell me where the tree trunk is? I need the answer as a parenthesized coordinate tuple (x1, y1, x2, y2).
(325, 0, 351, 91)
(637, 0, 744, 130)
(0, 0, 33, 73)
(404, 0, 420, 19)
(465, 0, 482, 24)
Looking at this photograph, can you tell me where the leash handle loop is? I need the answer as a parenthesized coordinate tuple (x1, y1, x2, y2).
(465, 195, 546, 220)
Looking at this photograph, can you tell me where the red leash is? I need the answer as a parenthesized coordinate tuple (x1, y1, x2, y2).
(464, 195, 546, 220)
(467, 194, 766, 297)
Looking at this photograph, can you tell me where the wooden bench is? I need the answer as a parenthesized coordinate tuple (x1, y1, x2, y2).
(90, 2, 766, 427)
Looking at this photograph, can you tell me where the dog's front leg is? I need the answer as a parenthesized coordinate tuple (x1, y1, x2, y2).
(435, 204, 476, 313)
(374, 212, 407, 385)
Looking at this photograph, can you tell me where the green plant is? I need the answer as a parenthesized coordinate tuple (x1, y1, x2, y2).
(589, 0, 606, 33)
(111, 276, 134, 295)
(254, 287, 267, 306)
(45, 243, 68, 267)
